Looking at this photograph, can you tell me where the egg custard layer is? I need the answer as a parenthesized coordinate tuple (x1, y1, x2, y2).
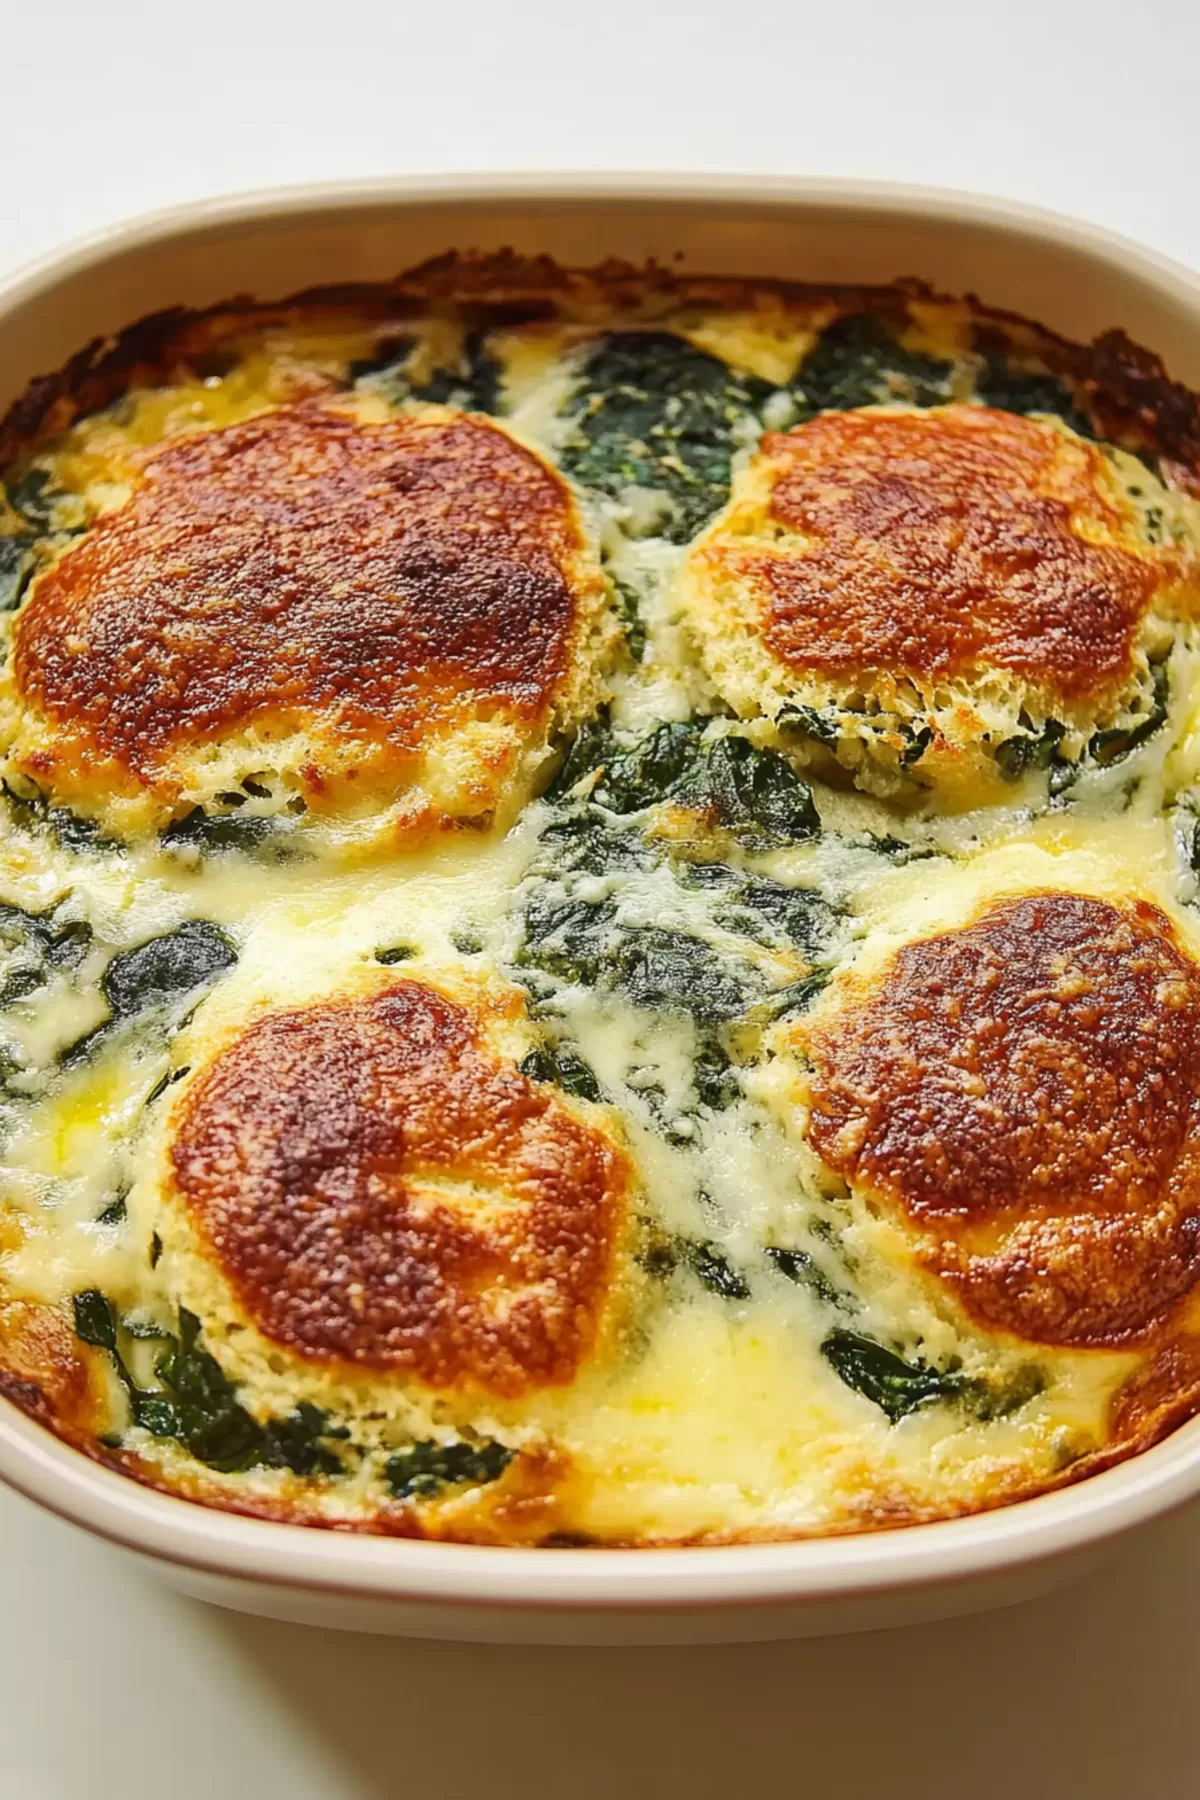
(4, 260, 1200, 1544)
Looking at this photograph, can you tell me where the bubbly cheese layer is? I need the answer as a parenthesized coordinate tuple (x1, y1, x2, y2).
(3, 269, 1200, 1544)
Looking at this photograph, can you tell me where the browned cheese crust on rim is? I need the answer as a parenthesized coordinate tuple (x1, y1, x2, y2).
(805, 892, 1200, 1348)
(168, 980, 628, 1396)
(706, 405, 1161, 701)
(10, 402, 591, 822)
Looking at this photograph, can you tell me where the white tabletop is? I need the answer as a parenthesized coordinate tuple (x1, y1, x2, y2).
(5, 3, 1200, 1794)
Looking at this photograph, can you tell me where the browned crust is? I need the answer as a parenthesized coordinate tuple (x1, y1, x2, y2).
(3, 254, 1200, 482)
(807, 892, 1200, 1350)
(3, 1317, 1200, 1545)
(716, 406, 1162, 700)
(168, 980, 628, 1396)
(7, 1352, 1199, 1545)
(11, 404, 584, 811)
(0, 1300, 106, 1435)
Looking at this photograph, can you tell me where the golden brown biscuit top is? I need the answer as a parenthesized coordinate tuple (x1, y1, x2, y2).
(12, 403, 585, 787)
(805, 892, 1200, 1348)
(722, 406, 1161, 701)
(169, 981, 628, 1396)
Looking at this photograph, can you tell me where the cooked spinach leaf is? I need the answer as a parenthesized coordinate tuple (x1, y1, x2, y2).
(536, 810, 657, 876)
(642, 1232, 750, 1300)
(611, 926, 751, 1025)
(560, 331, 770, 543)
(518, 890, 619, 989)
(0, 535, 35, 611)
(0, 782, 116, 855)
(765, 1245, 841, 1306)
(385, 1437, 513, 1499)
(997, 662, 1169, 788)
(794, 315, 952, 415)
(974, 355, 1094, 435)
(60, 921, 238, 1066)
(994, 719, 1068, 782)
(576, 719, 820, 848)
(520, 899, 759, 1030)
(5, 469, 59, 532)
(73, 1288, 120, 1352)
(680, 733, 821, 849)
(160, 807, 291, 860)
(545, 716, 619, 803)
(1088, 660, 1171, 766)
(415, 331, 502, 413)
(74, 1295, 347, 1476)
(374, 944, 416, 966)
(517, 889, 758, 1101)
(820, 1332, 1040, 1424)
(822, 1330, 972, 1423)
(0, 901, 93, 1009)
(348, 335, 416, 384)
(519, 1041, 603, 1102)
(351, 328, 501, 412)
(692, 1032, 740, 1109)
(102, 921, 237, 1020)
(594, 721, 706, 812)
(777, 702, 842, 750)
(611, 575, 648, 661)
(723, 871, 835, 955)
(763, 969, 831, 1020)
(899, 725, 933, 769)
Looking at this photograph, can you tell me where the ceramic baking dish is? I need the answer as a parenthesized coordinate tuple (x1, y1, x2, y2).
(3, 175, 1200, 1645)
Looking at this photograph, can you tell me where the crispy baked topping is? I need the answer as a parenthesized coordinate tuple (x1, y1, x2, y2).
(807, 892, 1200, 1347)
(714, 406, 1161, 698)
(169, 981, 627, 1395)
(9, 403, 596, 829)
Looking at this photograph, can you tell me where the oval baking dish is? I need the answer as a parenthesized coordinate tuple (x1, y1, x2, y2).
(3, 177, 1200, 1643)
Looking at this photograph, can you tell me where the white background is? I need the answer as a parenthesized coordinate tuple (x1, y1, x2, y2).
(4, 1, 1200, 1794)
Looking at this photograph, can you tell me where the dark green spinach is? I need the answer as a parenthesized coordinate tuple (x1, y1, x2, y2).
(569, 719, 820, 849)
(794, 315, 953, 415)
(0, 900, 93, 1009)
(5, 469, 59, 532)
(611, 575, 648, 661)
(160, 807, 292, 860)
(385, 1438, 513, 1500)
(519, 1041, 603, 1102)
(765, 1245, 841, 1307)
(61, 921, 237, 1067)
(642, 1232, 750, 1301)
(821, 1330, 972, 1422)
(560, 331, 770, 543)
(0, 535, 35, 611)
(374, 944, 416, 966)
(0, 782, 116, 856)
(682, 864, 836, 958)
(74, 1294, 347, 1476)
(351, 328, 501, 412)
(611, 927, 751, 1025)
(974, 355, 1094, 436)
(1088, 660, 1171, 766)
(996, 661, 1169, 789)
(102, 921, 237, 1020)
(681, 733, 821, 849)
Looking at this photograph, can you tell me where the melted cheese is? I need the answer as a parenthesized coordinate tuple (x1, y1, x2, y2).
(3, 287, 1200, 1544)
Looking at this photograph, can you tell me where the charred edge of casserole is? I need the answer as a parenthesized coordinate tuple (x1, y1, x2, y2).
(2, 256, 1198, 481)
(2, 1343, 1198, 1545)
